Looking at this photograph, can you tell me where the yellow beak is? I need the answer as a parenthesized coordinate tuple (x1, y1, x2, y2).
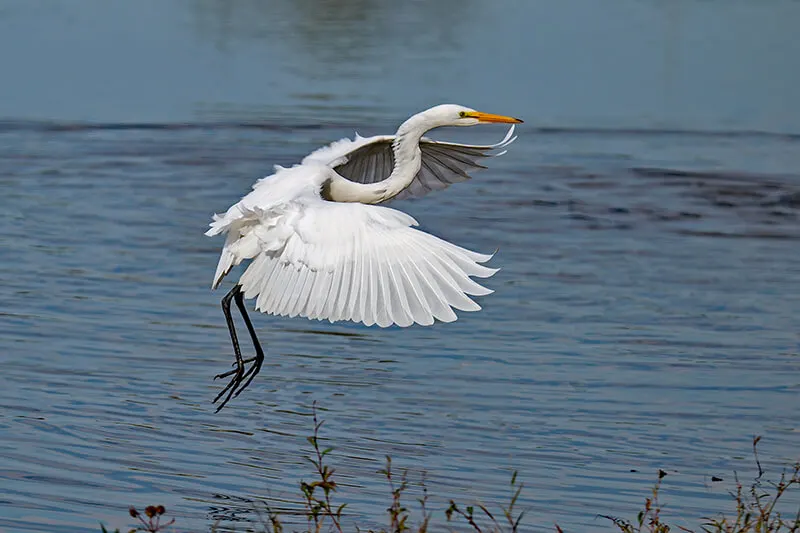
(468, 111, 523, 124)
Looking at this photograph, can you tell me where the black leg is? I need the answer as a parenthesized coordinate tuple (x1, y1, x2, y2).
(232, 287, 265, 398)
(213, 285, 245, 411)
(212, 284, 266, 412)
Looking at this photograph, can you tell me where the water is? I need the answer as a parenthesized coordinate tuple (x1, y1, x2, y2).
(1, 2, 799, 532)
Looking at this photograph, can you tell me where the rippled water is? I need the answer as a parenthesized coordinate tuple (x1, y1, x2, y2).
(1, 121, 798, 532)
(1, 1, 800, 532)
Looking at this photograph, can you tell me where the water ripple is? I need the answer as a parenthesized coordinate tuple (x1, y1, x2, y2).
(1, 124, 798, 532)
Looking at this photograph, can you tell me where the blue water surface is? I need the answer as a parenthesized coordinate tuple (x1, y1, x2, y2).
(0, 2, 798, 532)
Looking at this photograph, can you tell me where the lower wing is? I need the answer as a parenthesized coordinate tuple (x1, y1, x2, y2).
(231, 200, 498, 328)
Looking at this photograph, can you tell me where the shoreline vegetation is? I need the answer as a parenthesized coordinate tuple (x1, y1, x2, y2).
(101, 404, 799, 533)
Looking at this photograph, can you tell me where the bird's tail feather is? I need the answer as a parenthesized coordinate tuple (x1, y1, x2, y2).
(211, 235, 237, 289)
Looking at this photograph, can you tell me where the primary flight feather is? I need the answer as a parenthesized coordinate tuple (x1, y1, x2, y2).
(206, 104, 522, 410)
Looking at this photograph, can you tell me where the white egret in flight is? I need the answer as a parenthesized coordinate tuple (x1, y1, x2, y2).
(206, 104, 522, 410)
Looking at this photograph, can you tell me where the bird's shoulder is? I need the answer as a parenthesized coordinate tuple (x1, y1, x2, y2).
(206, 164, 331, 236)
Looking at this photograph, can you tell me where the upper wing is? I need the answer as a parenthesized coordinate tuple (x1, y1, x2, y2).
(302, 126, 517, 202)
(211, 199, 498, 328)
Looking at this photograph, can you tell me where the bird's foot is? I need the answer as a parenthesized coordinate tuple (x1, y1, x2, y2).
(214, 357, 258, 380)
(212, 355, 264, 412)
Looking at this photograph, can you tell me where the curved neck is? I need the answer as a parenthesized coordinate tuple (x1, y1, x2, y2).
(384, 116, 427, 197)
(326, 113, 430, 204)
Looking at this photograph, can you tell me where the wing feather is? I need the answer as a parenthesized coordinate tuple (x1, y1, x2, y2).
(402, 259, 440, 325)
(382, 231, 423, 326)
(394, 252, 434, 325)
(264, 260, 290, 313)
(289, 268, 311, 318)
(423, 143, 487, 171)
(252, 257, 274, 310)
(348, 237, 365, 324)
(293, 260, 313, 318)
(220, 200, 496, 328)
(368, 240, 381, 326)
(357, 235, 370, 325)
(414, 245, 481, 313)
(322, 244, 344, 320)
(333, 238, 354, 322)
(415, 260, 459, 323)
(417, 238, 496, 297)
(312, 270, 335, 319)
(424, 147, 477, 179)
(376, 232, 407, 327)
(305, 259, 324, 319)
(275, 268, 300, 315)
(372, 234, 389, 327)
(418, 158, 449, 192)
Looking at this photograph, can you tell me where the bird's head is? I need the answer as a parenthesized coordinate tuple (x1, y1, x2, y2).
(424, 104, 523, 128)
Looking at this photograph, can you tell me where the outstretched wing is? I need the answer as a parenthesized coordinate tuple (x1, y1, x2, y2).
(302, 126, 517, 202)
(210, 199, 497, 328)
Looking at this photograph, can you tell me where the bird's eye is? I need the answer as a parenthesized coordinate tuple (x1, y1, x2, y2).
(459, 111, 467, 118)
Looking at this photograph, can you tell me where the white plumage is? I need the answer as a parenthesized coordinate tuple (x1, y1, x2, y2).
(207, 180, 497, 327)
(206, 104, 522, 410)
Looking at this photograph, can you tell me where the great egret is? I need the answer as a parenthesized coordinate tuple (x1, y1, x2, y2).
(207, 104, 522, 410)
